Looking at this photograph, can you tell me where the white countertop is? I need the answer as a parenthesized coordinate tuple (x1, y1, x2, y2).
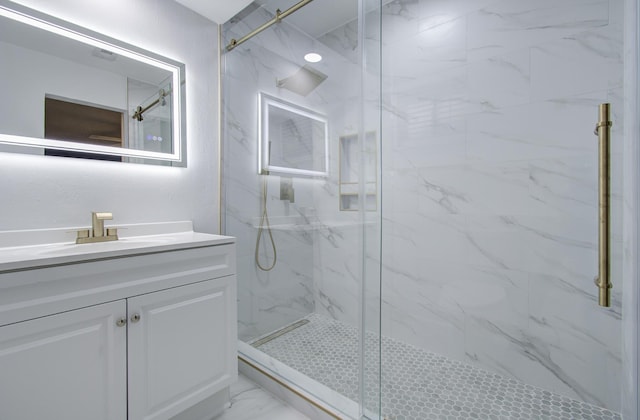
(0, 221, 235, 273)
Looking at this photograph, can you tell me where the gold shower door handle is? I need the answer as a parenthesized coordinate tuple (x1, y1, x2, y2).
(594, 103, 612, 307)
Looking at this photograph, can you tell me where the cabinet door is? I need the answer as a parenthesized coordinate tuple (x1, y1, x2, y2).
(128, 276, 237, 420)
(0, 300, 127, 420)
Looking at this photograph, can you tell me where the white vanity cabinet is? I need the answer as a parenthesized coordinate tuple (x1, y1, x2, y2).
(0, 300, 128, 420)
(128, 278, 235, 420)
(0, 230, 236, 420)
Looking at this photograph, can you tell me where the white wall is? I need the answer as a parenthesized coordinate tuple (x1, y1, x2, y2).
(0, 0, 219, 233)
(0, 40, 127, 139)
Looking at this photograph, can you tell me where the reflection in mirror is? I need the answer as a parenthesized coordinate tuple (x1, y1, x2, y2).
(259, 93, 328, 177)
(0, 1, 185, 165)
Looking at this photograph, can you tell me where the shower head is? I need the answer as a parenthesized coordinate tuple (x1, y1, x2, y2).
(276, 65, 327, 96)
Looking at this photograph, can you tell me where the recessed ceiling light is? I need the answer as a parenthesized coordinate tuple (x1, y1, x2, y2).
(304, 53, 322, 63)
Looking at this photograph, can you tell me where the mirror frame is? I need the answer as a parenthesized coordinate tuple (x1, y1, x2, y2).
(0, 0, 186, 164)
(258, 92, 328, 177)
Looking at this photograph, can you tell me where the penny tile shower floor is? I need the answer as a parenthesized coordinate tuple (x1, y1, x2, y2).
(252, 313, 620, 420)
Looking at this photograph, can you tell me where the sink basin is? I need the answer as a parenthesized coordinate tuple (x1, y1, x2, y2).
(0, 222, 235, 272)
(120, 235, 178, 245)
(4, 235, 180, 258)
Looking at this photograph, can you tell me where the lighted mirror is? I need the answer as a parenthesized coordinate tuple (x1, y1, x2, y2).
(0, 0, 186, 165)
(259, 93, 328, 177)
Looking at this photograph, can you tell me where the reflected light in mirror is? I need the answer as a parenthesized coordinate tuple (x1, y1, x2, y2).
(0, 3, 183, 163)
(258, 92, 329, 178)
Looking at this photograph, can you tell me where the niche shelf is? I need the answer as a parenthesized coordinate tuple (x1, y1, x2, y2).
(339, 132, 377, 211)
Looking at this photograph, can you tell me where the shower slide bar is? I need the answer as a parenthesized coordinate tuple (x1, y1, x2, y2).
(132, 88, 170, 122)
(225, 0, 314, 51)
(594, 103, 613, 307)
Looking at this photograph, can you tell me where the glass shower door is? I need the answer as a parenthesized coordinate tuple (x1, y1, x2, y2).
(361, 1, 383, 419)
(379, 0, 628, 419)
(221, 1, 383, 418)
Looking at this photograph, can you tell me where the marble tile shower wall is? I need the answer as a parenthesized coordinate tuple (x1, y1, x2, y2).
(225, 0, 625, 413)
(359, 0, 623, 412)
(222, 5, 366, 341)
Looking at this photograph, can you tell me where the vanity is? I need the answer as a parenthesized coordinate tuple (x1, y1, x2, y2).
(0, 2, 236, 417)
(0, 221, 237, 420)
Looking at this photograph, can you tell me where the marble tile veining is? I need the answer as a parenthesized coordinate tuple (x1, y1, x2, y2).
(224, 0, 625, 415)
(214, 374, 310, 420)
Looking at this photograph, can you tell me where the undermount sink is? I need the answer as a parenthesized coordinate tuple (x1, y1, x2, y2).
(119, 235, 178, 245)
(0, 221, 234, 272)
(26, 235, 178, 256)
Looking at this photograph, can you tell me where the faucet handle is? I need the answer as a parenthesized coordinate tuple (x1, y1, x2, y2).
(93, 212, 113, 221)
(77, 212, 118, 244)
(76, 229, 90, 242)
(92, 212, 113, 238)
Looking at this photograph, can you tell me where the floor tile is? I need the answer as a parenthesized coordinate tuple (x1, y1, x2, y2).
(214, 374, 311, 420)
(254, 313, 620, 420)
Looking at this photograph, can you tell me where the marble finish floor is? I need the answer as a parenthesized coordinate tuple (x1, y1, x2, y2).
(252, 313, 621, 420)
(214, 374, 310, 420)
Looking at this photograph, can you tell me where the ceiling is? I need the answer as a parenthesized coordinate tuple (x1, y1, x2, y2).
(174, 0, 359, 38)
(173, 0, 254, 24)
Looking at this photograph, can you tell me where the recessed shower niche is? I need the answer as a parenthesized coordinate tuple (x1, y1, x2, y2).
(339, 132, 377, 211)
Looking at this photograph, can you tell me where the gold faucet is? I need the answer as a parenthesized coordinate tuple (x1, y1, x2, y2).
(76, 212, 118, 244)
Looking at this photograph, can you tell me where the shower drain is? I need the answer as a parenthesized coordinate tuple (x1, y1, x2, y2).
(250, 319, 310, 347)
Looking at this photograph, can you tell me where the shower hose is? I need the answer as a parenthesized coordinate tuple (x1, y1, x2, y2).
(255, 176, 277, 271)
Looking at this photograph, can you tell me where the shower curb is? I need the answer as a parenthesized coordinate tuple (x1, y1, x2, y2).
(238, 356, 348, 420)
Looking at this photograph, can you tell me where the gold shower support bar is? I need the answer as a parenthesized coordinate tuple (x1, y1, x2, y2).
(132, 88, 171, 122)
(225, 0, 314, 51)
(595, 103, 612, 307)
